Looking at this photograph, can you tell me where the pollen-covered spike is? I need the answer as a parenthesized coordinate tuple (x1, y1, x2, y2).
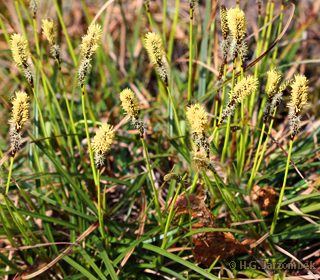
(192, 152, 209, 172)
(10, 91, 30, 130)
(267, 69, 282, 101)
(229, 75, 259, 103)
(92, 123, 115, 168)
(145, 32, 164, 67)
(186, 103, 209, 136)
(80, 24, 102, 58)
(42, 19, 56, 45)
(119, 88, 140, 119)
(288, 75, 308, 113)
(227, 7, 247, 44)
(220, 5, 229, 39)
(11, 34, 29, 68)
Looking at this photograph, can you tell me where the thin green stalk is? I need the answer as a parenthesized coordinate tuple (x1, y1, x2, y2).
(189, 172, 199, 194)
(270, 138, 294, 236)
(31, 87, 51, 149)
(161, 173, 188, 250)
(163, 0, 167, 45)
(168, 0, 180, 64)
(216, 63, 227, 143)
(144, 2, 153, 28)
(247, 122, 266, 191)
(256, 108, 277, 175)
(57, 61, 89, 173)
(81, 88, 97, 185)
(14, 0, 28, 44)
(221, 57, 237, 162)
(140, 133, 163, 230)
(166, 86, 186, 148)
(97, 169, 106, 240)
(5, 155, 14, 194)
(187, 7, 193, 103)
(0, 16, 10, 45)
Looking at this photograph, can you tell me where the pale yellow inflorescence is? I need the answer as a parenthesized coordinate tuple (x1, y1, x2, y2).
(230, 75, 259, 103)
(11, 34, 29, 67)
(119, 88, 140, 119)
(92, 123, 115, 155)
(42, 19, 56, 45)
(267, 69, 282, 101)
(288, 75, 308, 113)
(80, 24, 102, 57)
(227, 7, 247, 43)
(192, 151, 209, 172)
(10, 91, 30, 130)
(186, 103, 209, 136)
(145, 32, 164, 66)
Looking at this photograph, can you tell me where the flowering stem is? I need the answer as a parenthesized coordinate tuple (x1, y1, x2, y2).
(166, 86, 186, 149)
(57, 62, 89, 173)
(5, 154, 14, 194)
(97, 169, 106, 242)
(81, 87, 97, 185)
(140, 133, 164, 230)
(256, 108, 277, 173)
(144, 2, 153, 28)
(187, 7, 193, 103)
(270, 138, 293, 236)
(163, 0, 167, 45)
(247, 122, 266, 192)
(221, 57, 237, 162)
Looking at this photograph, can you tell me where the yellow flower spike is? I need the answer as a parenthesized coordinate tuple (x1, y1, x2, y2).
(186, 103, 209, 136)
(192, 152, 217, 173)
(288, 75, 308, 113)
(220, 5, 229, 39)
(42, 19, 56, 45)
(11, 34, 29, 68)
(92, 123, 115, 168)
(267, 69, 282, 101)
(145, 32, 164, 67)
(119, 88, 140, 119)
(10, 91, 30, 130)
(230, 75, 258, 103)
(227, 7, 247, 44)
(80, 24, 102, 58)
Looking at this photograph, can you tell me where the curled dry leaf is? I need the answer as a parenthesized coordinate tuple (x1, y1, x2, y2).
(174, 194, 247, 267)
(251, 185, 278, 210)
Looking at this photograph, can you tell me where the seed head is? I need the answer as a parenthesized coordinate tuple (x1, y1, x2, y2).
(9, 91, 30, 130)
(80, 24, 102, 58)
(42, 19, 56, 45)
(119, 88, 140, 119)
(92, 123, 115, 168)
(288, 75, 308, 113)
(11, 34, 29, 68)
(227, 7, 247, 44)
(267, 69, 282, 101)
(145, 32, 164, 67)
(186, 103, 209, 136)
(220, 5, 229, 39)
(230, 75, 258, 103)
